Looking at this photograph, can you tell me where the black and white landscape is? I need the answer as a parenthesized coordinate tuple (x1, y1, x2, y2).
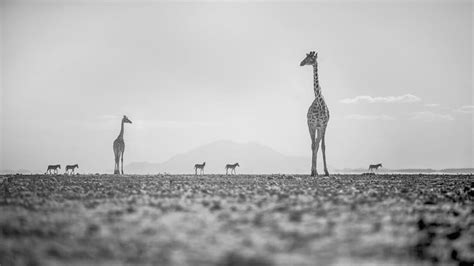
(1, 0, 473, 265)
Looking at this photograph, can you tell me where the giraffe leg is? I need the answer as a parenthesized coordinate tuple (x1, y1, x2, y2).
(115, 152, 120, 175)
(113, 151, 117, 174)
(309, 126, 318, 176)
(321, 128, 329, 176)
(313, 128, 323, 176)
(114, 153, 120, 174)
(121, 152, 124, 175)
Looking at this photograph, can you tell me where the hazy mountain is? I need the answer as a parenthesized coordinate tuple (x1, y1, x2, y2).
(127, 140, 311, 174)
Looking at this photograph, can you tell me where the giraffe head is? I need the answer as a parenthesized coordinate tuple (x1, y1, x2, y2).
(236, 163, 240, 167)
(300, 51, 317, 66)
(122, 115, 132, 124)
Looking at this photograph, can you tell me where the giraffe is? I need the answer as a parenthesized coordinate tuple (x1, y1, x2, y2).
(45, 164, 61, 175)
(194, 162, 206, 175)
(225, 163, 239, 175)
(300, 51, 330, 176)
(369, 163, 383, 172)
(65, 164, 79, 175)
(113, 115, 132, 175)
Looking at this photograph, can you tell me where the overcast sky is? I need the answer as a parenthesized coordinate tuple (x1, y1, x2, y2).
(1, 0, 472, 172)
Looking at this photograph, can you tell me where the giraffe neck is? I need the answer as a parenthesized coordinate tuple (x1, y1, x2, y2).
(313, 63, 322, 98)
(118, 120, 124, 139)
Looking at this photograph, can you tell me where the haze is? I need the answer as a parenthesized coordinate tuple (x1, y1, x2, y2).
(1, 0, 472, 173)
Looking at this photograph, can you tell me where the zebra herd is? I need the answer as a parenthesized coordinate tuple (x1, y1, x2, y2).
(45, 162, 382, 175)
(44, 162, 240, 175)
(45, 164, 79, 175)
(194, 162, 240, 175)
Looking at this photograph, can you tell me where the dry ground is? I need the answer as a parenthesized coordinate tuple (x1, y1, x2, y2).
(0, 174, 473, 266)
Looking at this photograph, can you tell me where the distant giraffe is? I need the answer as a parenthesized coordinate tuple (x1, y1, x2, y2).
(113, 115, 132, 175)
(369, 163, 383, 172)
(225, 163, 240, 175)
(194, 162, 206, 175)
(45, 164, 61, 175)
(65, 164, 79, 175)
(300, 51, 330, 176)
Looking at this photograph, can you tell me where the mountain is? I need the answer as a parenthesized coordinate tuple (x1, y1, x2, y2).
(127, 140, 312, 174)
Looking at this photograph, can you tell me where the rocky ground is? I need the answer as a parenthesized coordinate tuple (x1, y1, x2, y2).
(0, 174, 473, 266)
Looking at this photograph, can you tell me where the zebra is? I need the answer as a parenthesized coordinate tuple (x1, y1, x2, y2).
(194, 162, 206, 175)
(45, 164, 61, 175)
(369, 163, 383, 172)
(65, 164, 79, 175)
(225, 163, 240, 175)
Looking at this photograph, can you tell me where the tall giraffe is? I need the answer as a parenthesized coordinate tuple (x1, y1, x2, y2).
(113, 115, 132, 175)
(300, 51, 330, 176)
